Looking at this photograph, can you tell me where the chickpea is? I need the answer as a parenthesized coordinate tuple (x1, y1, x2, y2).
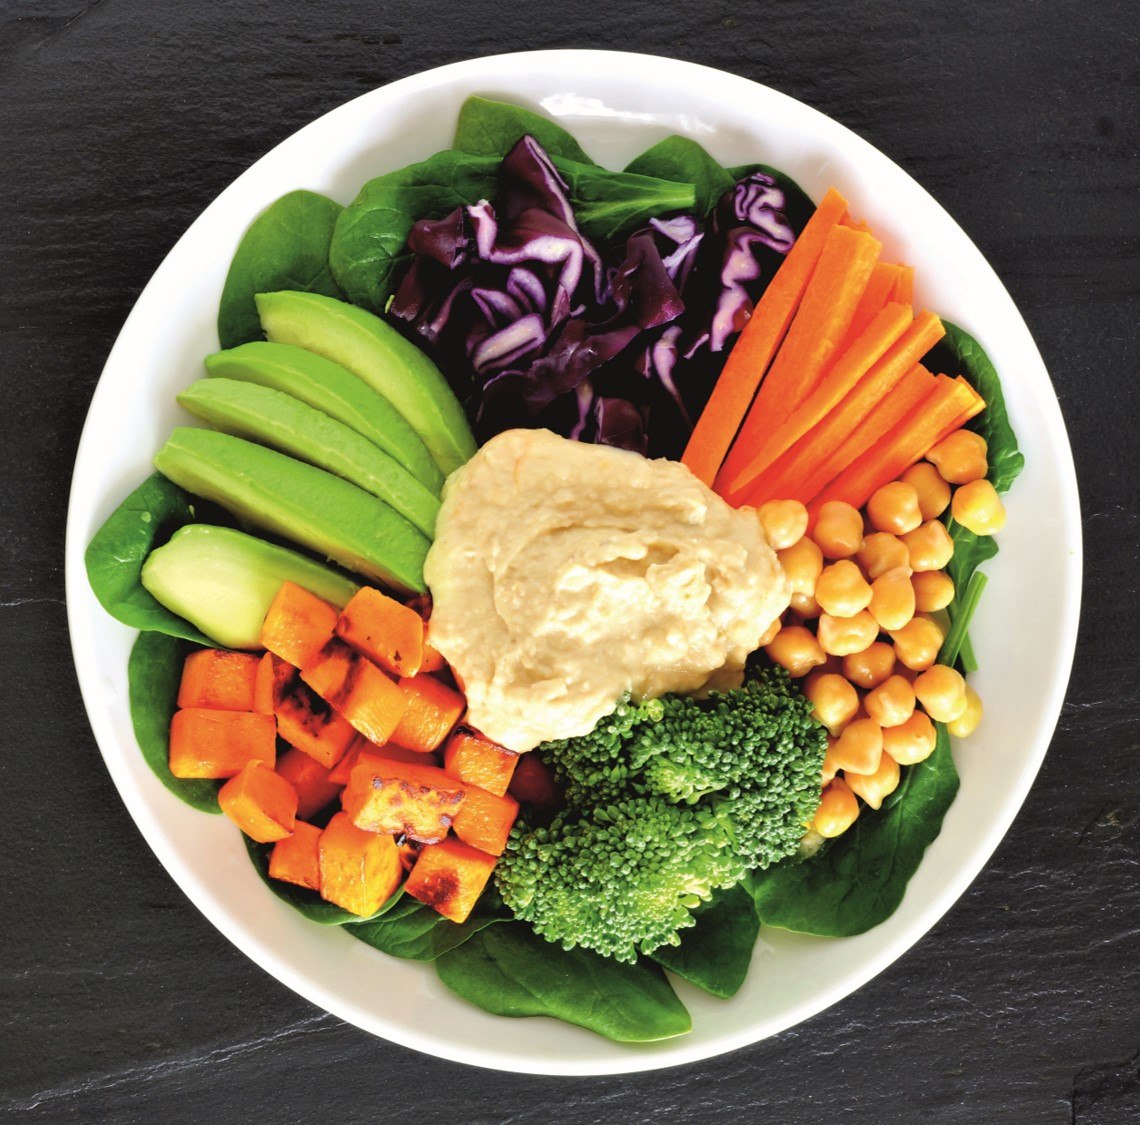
(901, 519, 955, 572)
(789, 591, 821, 620)
(842, 641, 896, 689)
(816, 560, 873, 618)
(804, 672, 860, 736)
(947, 684, 984, 737)
(778, 536, 824, 596)
(813, 778, 860, 838)
(758, 617, 782, 647)
(857, 532, 912, 581)
(912, 570, 956, 613)
(818, 610, 880, 657)
(882, 709, 937, 765)
(830, 717, 884, 775)
(900, 462, 952, 520)
(869, 566, 916, 631)
(926, 429, 988, 484)
(758, 499, 809, 550)
(913, 664, 969, 723)
(765, 625, 826, 678)
(951, 479, 1007, 536)
(811, 501, 863, 559)
(863, 674, 917, 728)
(821, 736, 841, 784)
(846, 748, 901, 810)
(889, 616, 944, 671)
(867, 481, 923, 535)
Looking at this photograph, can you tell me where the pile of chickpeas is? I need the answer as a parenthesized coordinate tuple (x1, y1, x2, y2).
(757, 429, 1006, 841)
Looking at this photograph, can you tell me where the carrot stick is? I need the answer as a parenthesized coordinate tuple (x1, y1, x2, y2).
(717, 302, 912, 496)
(809, 375, 986, 511)
(844, 263, 905, 345)
(891, 265, 915, 306)
(680, 187, 849, 485)
(840, 212, 874, 234)
(726, 309, 945, 503)
(718, 224, 882, 485)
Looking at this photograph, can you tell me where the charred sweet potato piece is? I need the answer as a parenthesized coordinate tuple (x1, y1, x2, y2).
(178, 649, 260, 711)
(405, 836, 497, 923)
(452, 783, 519, 857)
(169, 708, 276, 779)
(269, 820, 322, 890)
(260, 582, 338, 669)
(301, 640, 407, 746)
(341, 758, 466, 844)
(218, 760, 297, 842)
(318, 811, 402, 916)
(407, 594, 446, 673)
(327, 737, 430, 786)
(274, 746, 343, 819)
(275, 674, 355, 769)
(253, 652, 293, 715)
(442, 726, 518, 797)
(335, 587, 424, 677)
(389, 675, 465, 753)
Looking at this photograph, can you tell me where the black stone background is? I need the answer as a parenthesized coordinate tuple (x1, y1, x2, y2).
(2, 1, 1137, 1121)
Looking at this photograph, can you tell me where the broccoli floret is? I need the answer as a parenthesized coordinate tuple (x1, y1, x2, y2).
(495, 665, 827, 962)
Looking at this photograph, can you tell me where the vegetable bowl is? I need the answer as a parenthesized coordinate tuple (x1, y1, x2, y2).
(65, 50, 1081, 1075)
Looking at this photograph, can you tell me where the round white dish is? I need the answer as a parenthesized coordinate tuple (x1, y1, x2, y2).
(65, 50, 1081, 1075)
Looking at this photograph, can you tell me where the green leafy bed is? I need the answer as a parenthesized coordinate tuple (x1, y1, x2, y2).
(86, 96, 1023, 1044)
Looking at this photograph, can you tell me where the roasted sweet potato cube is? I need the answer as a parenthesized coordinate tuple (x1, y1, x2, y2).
(253, 652, 293, 715)
(269, 820, 322, 890)
(169, 708, 276, 779)
(389, 675, 465, 753)
(442, 726, 518, 797)
(335, 587, 424, 677)
(341, 758, 466, 844)
(327, 737, 432, 786)
(260, 582, 338, 669)
(407, 594, 447, 673)
(178, 649, 260, 711)
(452, 783, 519, 857)
(301, 640, 407, 746)
(318, 812, 402, 917)
(275, 675, 355, 769)
(218, 760, 297, 842)
(274, 746, 343, 819)
(405, 836, 497, 923)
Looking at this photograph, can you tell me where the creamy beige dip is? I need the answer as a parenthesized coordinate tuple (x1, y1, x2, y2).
(423, 429, 790, 752)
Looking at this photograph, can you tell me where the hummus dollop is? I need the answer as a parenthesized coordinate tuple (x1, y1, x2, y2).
(423, 429, 790, 752)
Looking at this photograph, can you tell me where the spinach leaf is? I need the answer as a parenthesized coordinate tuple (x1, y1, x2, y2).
(650, 883, 759, 999)
(435, 923, 692, 1042)
(217, 190, 345, 349)
(350, 890, 507, 960)
(242, 835, 403, 925)
(85, 473, 213, 646)
(624, 134, 735, 216)
(747, 726, 959, 937)
(453, 95, 597, 165)
(128, 631, 220, 812)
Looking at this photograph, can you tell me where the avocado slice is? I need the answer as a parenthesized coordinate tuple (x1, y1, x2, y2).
(255, 291, 476, 477)
(177, 378, 439, 538)
(141, 525, 359, 650)
(204, 341, 444, 493)
(154, 428, 428, 593)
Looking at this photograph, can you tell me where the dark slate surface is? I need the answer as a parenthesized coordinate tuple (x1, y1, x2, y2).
(2, 1, 1137, 1121)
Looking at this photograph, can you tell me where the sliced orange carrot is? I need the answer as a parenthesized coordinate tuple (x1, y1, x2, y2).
(681, 186, 849, 485)
(452, 783, 519, 857)
(260, 582, 338, 669)
(177, 649, 260, 711)
(253, 652, 293, 715)
(335, 586, 425, 677)
(274, 746, 343, 820)
(840, 211, 874, 234)
(275, 675, 356, 769)
(318, 811, 402, 917)
(507, 753, 562, 814)
(845, 262, 906, 344)
(326, 737, 428, 786)
(405, 836, 497, 923)
(269, 820, 322, 890)
(341, 757, 466, 844)
(718, 223, 882, 486)
(301, 641, 407, 747)
(810, 376, 986, 511)
(169, 708, 276, 779)
(718, 301, 912, 494)
(218, 760, 298, 842)
(891, 265, 915, 305)
(442, 726, 519, 798)
(389, 675, 466, 753)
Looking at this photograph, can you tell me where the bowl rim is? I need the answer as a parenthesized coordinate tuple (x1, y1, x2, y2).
(64, 48, 1083, 1075)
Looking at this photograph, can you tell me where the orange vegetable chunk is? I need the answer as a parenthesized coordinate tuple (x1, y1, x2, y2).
(169, 708, 276, 779)
(275, 674, 356, 769)
(218, 760, 298, 842)
(443, 726, 519, 798)
(253, 652, 293, 715)
(269, 820, 322, 890)
(260, 581, 338, 669)
(335, 586, 425, 677)
(389, 675, 466, 753)
(341, 758, 466, 844)
(177, 649, 260, 711)
(274, 746, 343, 820)
(405, 836, 497, 923)
(327, 737, 429, 786)
(301, 640, 407, 746)
(452, 783, 519, 857)
(318, 812, 402, 917)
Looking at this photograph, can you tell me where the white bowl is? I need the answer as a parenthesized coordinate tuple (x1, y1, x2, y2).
(65, 50, 1081, 1075)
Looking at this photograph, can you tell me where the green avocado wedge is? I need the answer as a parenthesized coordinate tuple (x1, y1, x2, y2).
(204, 341, 444, 493)
(255, 291, 476, 477)
(177, 379, 440, 538)
(141, 525, 358, 650)
(154, 428, 429, 594)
